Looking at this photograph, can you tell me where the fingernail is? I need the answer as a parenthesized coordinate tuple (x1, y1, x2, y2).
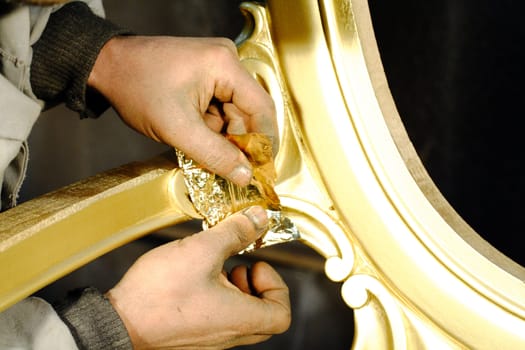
(228, 164, 252, 186)
(242, 206, 268, 236)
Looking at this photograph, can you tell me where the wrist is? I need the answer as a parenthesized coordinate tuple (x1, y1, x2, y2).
(105, 288, 147, 349)
(87, 36, 122, 98)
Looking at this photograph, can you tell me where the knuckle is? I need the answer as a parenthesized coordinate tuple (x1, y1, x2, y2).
(215, 37, 237, 53)
(268, 301, 291, 334)
(264, 93, 276, 110)
(262, 298, 291, 335)
(209, 38, 238, 62)
(275, 305, 292, 333)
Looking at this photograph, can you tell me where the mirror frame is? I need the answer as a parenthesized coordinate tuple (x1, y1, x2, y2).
(0, 1, 524, 348)
(242, 1, 524, 348)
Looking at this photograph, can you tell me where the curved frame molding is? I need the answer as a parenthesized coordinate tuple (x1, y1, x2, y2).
(0, 153, 195, 311)
(0, 1, 523, 349)
(236, 1, 525, 348)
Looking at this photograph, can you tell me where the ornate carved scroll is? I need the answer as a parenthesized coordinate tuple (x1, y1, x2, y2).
(233, 1, 525, 349)
(0, 1, 524, 349)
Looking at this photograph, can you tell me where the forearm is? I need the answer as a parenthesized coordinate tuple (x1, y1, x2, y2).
(30, 1, 133, 118)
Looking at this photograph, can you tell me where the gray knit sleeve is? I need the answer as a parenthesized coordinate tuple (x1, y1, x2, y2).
(30, 1, 133, 118)
(54, 287, 133, 350)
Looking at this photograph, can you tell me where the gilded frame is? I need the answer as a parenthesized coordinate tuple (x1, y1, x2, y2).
(0, 1, 524, 348)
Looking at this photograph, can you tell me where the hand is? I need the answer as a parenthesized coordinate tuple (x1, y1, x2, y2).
(106, 206, 291, 349)
(88, 36, 278, 187)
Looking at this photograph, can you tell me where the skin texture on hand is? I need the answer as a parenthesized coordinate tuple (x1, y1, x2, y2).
(106, 206, 291, 349)
(88, 35, 279, 187)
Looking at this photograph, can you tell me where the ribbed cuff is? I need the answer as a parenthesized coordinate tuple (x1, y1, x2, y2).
(30, 1, 133, 118)
(54, 287, 133, 350)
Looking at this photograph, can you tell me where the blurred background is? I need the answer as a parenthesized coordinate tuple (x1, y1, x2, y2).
(25, 0, 525, 349)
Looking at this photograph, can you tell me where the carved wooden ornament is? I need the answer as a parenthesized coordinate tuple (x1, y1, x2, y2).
(0, 1, 524, 349)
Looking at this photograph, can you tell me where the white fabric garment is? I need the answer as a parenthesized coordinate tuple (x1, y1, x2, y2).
(0, 297, 78, 349)
(0, 1, 106, 348)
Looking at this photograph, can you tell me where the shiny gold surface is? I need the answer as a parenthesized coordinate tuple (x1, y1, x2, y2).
(0, 153, 193, 312)
(235, 1, 525, 349)
(0, 0, 524, 349)
(176, 149, 300, 253)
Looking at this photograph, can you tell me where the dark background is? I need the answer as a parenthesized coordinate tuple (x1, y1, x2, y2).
(24, 0, 525, 349)
(369, 0, 525, 266)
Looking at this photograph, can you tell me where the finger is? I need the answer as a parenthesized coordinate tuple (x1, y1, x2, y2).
(171, 116, 253, 186)
(203, 110, 224, 133)
(223, 103, 248, 135)
(214, 65, 279, 153)
(197, 206, 268, 263)
(229, 265, 252, 294)
(249, 261, 291, 334)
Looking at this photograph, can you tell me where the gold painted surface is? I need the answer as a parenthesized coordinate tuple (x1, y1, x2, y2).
(236, 1, 525, 349)
(0, 0, 523, 349)
(0, 152, 193, 312)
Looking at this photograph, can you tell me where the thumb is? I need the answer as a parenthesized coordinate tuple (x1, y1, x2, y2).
(197, 206, 268, 262)
(173, 120, 253, 186)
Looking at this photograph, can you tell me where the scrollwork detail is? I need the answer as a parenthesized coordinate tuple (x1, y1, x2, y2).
(280, 196, 355, 282)
(342, 274, 408, 349)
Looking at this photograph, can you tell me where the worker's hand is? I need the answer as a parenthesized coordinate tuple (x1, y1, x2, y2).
(106, 206, 291, 349)
(88, 36, 278, 187)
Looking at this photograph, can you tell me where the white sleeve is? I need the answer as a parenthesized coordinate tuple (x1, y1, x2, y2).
(0, 297, 79, 350)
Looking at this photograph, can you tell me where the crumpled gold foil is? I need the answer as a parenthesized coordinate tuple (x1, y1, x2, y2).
(176, 144, 300, 253)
